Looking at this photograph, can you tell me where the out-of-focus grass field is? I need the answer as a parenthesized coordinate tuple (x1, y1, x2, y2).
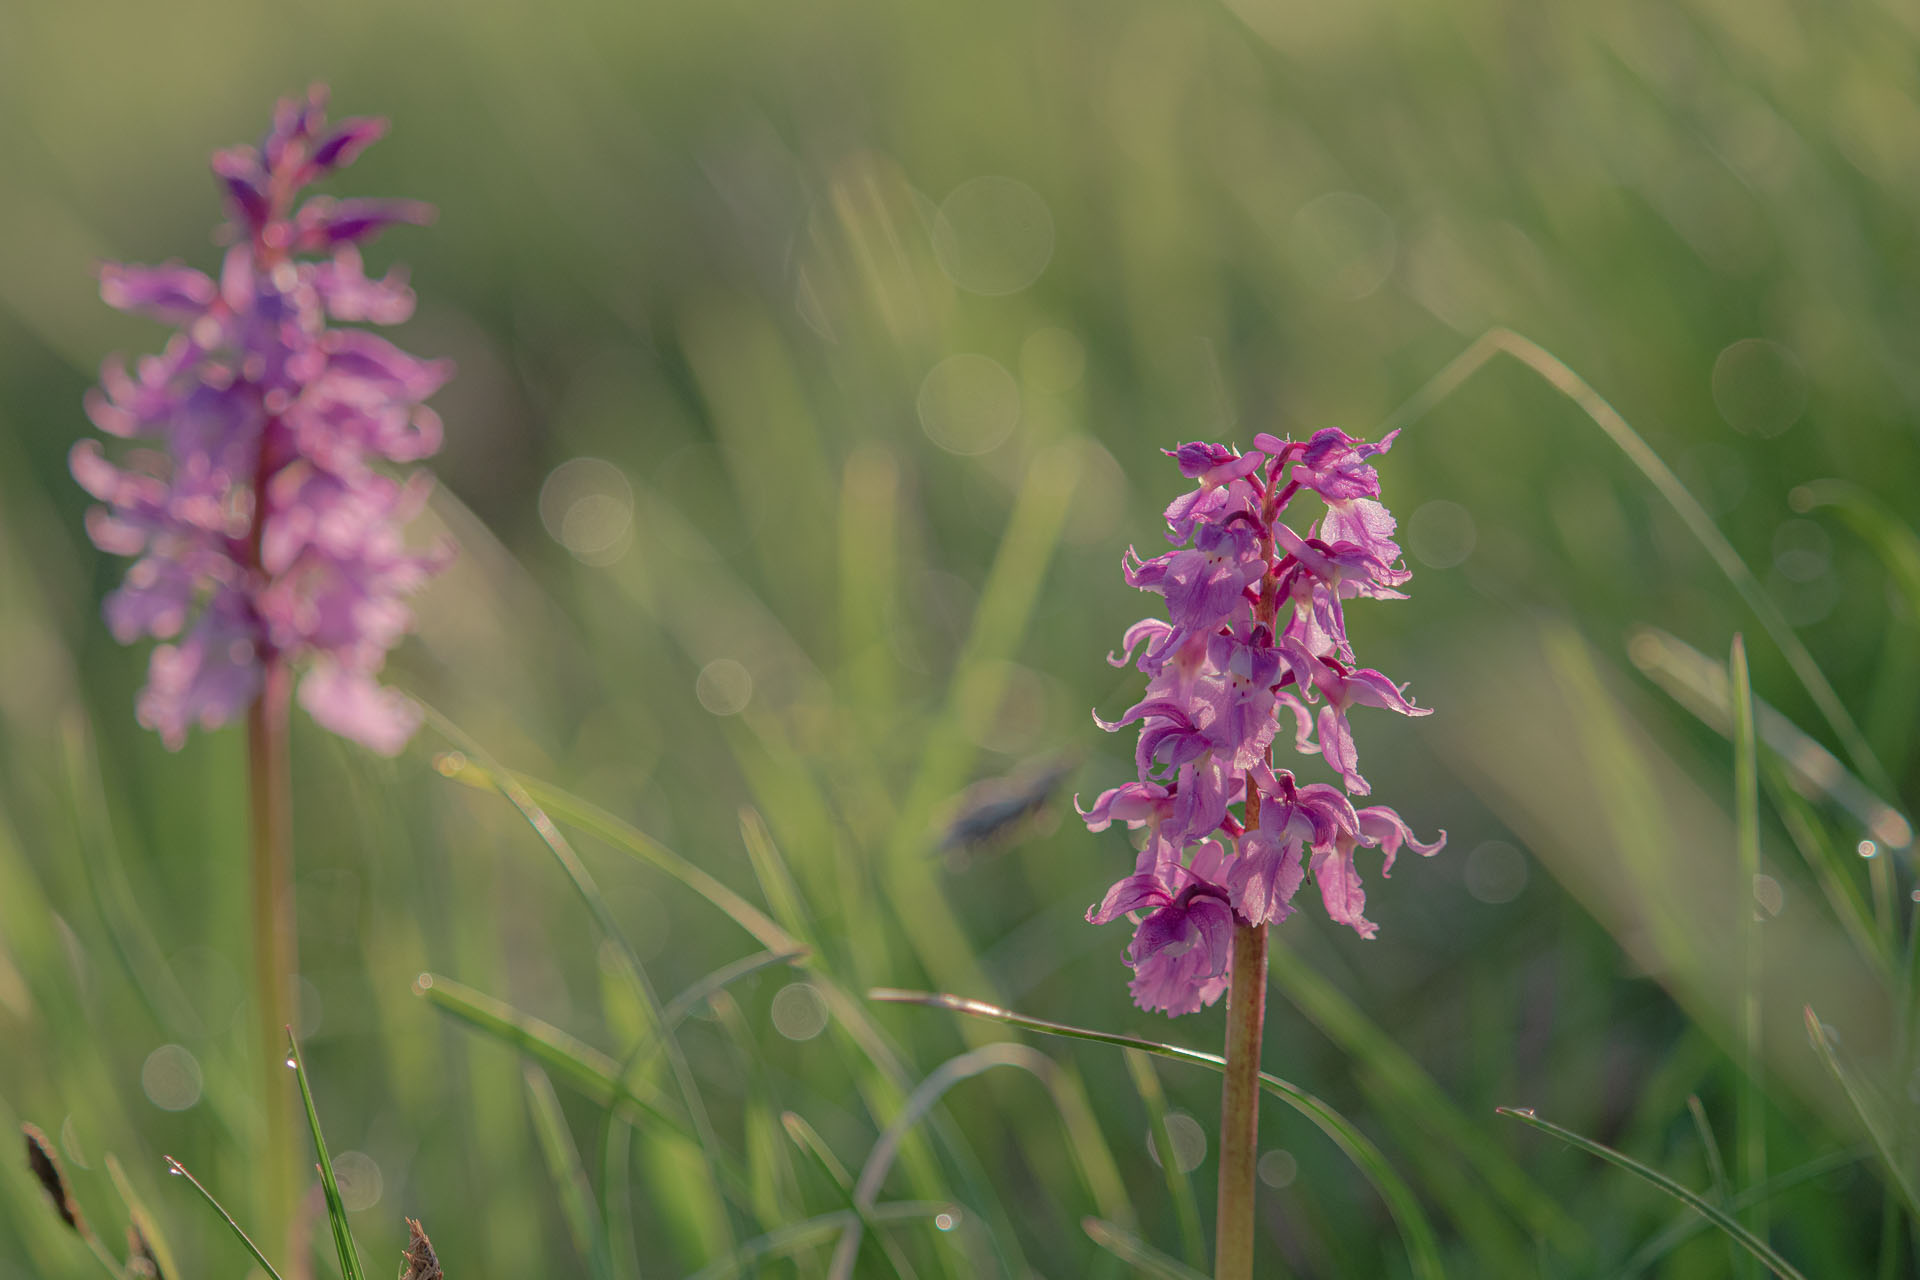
(3, 0, 1919, 1275)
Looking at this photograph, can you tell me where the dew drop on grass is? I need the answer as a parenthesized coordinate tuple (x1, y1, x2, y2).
(285, 1057, 298, 1069)
(1858, 840, 1878, 859)
(935, 1211, 958, 1231)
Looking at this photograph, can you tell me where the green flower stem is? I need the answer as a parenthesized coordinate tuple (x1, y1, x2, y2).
(246, 657, 296, 1249)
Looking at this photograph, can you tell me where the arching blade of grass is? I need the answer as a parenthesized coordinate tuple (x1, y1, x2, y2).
(1803, 1007, 1920, 1218)
(420, 704, 736, 1255)
(870, 989, 1444, 1280)
(1685, 1095, 1739, 1276)
(1731, 635, 1767, 1271)
(1124, 1049, 1206, 1273)
(1620, 1145, 1869, 1277)
(1380, 327, 1892, 798)
(1494, 1107, 1806, 1280)
(784, 1111, 918, 1279)
(414, 973, 682, 1129)
(525, 1065, 615, 1280)
(684, 1204, 961, 1280)
(830, 1040, 1135, 1280)
(623, 947, 810, 1078)
(1265, 946, 1580, 1252)
(286, 1033, 366, 1280)
(1082, 1217, 1211, 1280)
(431, 753, 800, 956)
(163, 1155, 287, 1280)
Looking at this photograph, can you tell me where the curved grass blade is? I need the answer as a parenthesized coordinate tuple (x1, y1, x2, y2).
(525, 1066, 614, 1280)
(287, 1032, 366, 1280)
(1620, 1145, 1869, 1277)
(831, 1043, 1124, 1280)
(162, 1156, 286, 1280)
(784, 1111, 918, 1279)
(1082, 1217, 1210, 1280)
(685, 1203, 961, 1280)
(431, 753, 800, 955)
(1804, 1007, 1920, 1218)
(1684, 1095, 1738, 1276)
(414, 973, 682, 1131)
(1380, 328, 1892, 798)
(871, 989, 1443, 1280)
(619, 948, 809, 1083)
(420, 705, 736, 1254)
(1495, 1107, 1806, 1280)
(1266, 944, 1580, 1251)
(1124, 1049, 1205, 1272)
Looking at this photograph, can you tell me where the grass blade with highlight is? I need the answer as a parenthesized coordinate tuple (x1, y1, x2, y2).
(287, 1032, 366, 1280)
(1620, 1146, 1868, 1277)
(525, 1065, 615, 1280)
(162, 1156, 287, 1280)
(684, 1204, 960, 1280)
(1731, 635, 1767, 1265)
(1803, 1007, 1920, 1218)
(871, 989, 1443, 1280)
(1379, 327, 1892, 797)
(1083, 1217, 1211, 1280)
(1495, 1107, 1806, 1280)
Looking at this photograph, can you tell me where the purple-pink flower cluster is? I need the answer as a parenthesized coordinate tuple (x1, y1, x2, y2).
(73, 87, 450, 754)
(1082, 431, 1444, 1015)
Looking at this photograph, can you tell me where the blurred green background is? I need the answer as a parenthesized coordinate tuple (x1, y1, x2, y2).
(2, 0, 1918, 1275)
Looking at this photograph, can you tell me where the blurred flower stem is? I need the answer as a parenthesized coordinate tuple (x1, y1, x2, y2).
(1215, 912, 1268, 1279)
(247, 656, 296, 1245)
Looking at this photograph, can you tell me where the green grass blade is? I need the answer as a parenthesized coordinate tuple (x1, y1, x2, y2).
(162, 1156, 287, 1280)
(871, 989, 1444, 1280)
(832, 1043, 1104, 1280)
(621, 947, 809, 1080)
(1620, 1145, 1869, 1276)
(784, 1111, 918, 1280)
(421, 705, 737, 1255)
(1686, 1095, 1740, 1276)
(432, 753, 800, 955)
(1628, 626, 1911, 857)
(881, 441, 1085, 1004)
(286, 1033, 367, 1280)
(1803, 1007, 1920, 1217)
(738, 807, 818, 948)
(1731, 635, 1767, 1266)
(597, 1114, 641, 1280)
(525, 1065, 615, 1280)
(1082, 1217, 1211, 1280)
(1381, 328, 1892, 798)
(1123, 1049, 1205, 1273)
(1265, 945, 1579, 1251)
(1495, 1107, 1807, 1280)
(684, 1204, 960, 1280)
(414, 972, 683, 1131)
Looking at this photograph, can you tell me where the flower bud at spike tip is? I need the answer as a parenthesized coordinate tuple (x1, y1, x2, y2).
(1084, 432, 1445, 1015)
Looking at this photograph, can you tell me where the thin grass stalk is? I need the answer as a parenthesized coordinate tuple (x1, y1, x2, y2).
(1730, 636, 1766, 1266)
(246, 658, 296, 1248)
(1378, 328, 1892, 799)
